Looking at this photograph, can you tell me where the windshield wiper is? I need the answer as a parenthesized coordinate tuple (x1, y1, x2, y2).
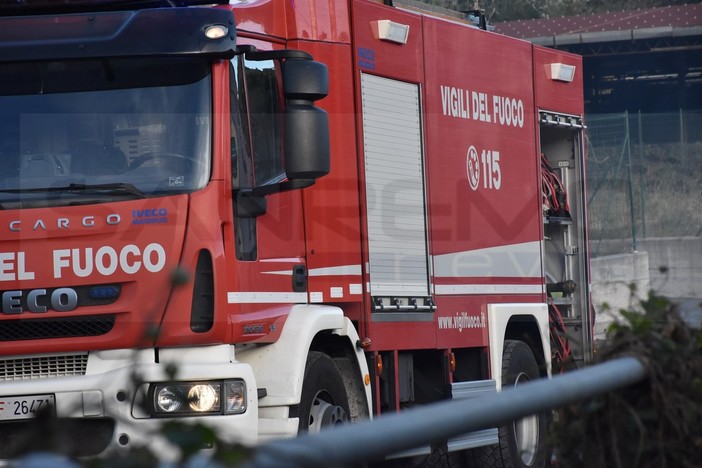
(0, 183, 146, 198)
(65, 183, 146, 198)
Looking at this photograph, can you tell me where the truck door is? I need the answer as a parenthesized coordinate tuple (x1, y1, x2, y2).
(227, 47, 308, 311)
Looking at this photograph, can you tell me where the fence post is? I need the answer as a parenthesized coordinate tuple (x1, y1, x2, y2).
(637, 110, 646, 239)
(625, 110, 637, 251)
(680, 108, 686, 168)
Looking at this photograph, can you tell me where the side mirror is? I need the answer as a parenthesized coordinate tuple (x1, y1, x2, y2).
(235, 191, 267, 218)
(245, 49, 331, 186)
(284, 101, 330, 180)
(283, 58, 328, 101)
(282, 58, 330, 180)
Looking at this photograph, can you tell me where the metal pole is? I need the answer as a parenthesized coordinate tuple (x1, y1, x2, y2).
(680, 108, 686, 168)
(638, 110, 646, 239)
(625, 110, 637, 251)
(242, 357, 648, 468)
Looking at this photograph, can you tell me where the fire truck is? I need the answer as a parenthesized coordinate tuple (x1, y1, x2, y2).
(0, 0, 592, 466)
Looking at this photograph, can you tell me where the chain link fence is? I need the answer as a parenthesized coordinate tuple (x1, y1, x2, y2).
(586, 109, 702, 257)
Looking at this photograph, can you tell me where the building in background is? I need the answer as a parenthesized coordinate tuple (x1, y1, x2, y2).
(493, 4, 702, 114)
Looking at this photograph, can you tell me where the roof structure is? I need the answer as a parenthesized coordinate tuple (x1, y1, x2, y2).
(492, 4, 702, 47)
(493, 4, 702, 113)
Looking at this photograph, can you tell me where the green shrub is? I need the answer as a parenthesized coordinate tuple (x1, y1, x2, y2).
(550, 293, 702, 467)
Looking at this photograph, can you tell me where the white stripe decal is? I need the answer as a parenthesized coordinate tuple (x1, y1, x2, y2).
(433, 241, 542, 278)
(259, 257, 304, 263)
(435, 284, 544, 295)
(308, 265, 362, 276)
(227, 292, 307, 304)
(262, 264, 363, 276)
(310, 292, 324, 303)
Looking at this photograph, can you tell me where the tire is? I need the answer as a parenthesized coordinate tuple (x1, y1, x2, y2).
(291, 351, 351, 433)
(468, 340, 547, 468)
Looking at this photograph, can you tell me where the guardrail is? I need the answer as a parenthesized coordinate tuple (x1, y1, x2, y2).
(242, 356, 648, 468)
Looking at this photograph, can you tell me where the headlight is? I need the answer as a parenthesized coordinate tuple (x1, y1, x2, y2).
(156, 386, 184, 413)
(151, 380, 246, 416)
(187, 384, 220, 412)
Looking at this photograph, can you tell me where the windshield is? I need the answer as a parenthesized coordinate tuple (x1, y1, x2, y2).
(0, 57, 211, 208)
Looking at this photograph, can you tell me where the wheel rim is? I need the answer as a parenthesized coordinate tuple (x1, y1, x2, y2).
(512, 371, 538, 465)
(307, 391, 348, 433)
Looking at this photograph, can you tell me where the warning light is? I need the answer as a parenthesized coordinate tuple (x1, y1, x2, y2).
(371, 20, 410, 45)
(448, 352, 456, 373)
(204, 24, 229, 40)
(375, 354, 383, 376)
(548, 63, 576, 83)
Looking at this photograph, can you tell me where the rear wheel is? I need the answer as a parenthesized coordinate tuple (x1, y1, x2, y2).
(468, 340, 547, 468)
(292, 351, 351, 433)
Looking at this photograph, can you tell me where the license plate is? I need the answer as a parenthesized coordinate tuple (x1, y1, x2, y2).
(0, 394, 55, 421)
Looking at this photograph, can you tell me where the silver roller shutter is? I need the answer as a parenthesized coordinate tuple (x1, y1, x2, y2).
(361, 73, 430, 298)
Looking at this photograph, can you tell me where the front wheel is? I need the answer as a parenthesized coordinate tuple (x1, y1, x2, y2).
(291, 351, 351, 433)
(468, 340, 547, 468)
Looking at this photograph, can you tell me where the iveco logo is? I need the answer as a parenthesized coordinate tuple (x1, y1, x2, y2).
(8, 214, 121, 232)
(1, 288, 79, 314)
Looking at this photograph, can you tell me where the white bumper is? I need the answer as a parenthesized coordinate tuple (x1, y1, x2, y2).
(0, 345, 258, 461)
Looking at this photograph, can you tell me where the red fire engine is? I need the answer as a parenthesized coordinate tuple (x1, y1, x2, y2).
(0, 0, 592, 466)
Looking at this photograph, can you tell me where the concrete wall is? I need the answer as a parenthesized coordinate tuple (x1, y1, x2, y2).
(590, 251, 650, 339)
(589, 237, 702, 337)
(637, 237, 702, 299)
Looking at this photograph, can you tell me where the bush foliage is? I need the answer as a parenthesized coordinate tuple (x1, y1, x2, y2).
(549, 293, 702, 467)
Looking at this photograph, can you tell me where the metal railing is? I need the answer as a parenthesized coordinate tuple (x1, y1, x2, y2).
(243, 357, 647, 467)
